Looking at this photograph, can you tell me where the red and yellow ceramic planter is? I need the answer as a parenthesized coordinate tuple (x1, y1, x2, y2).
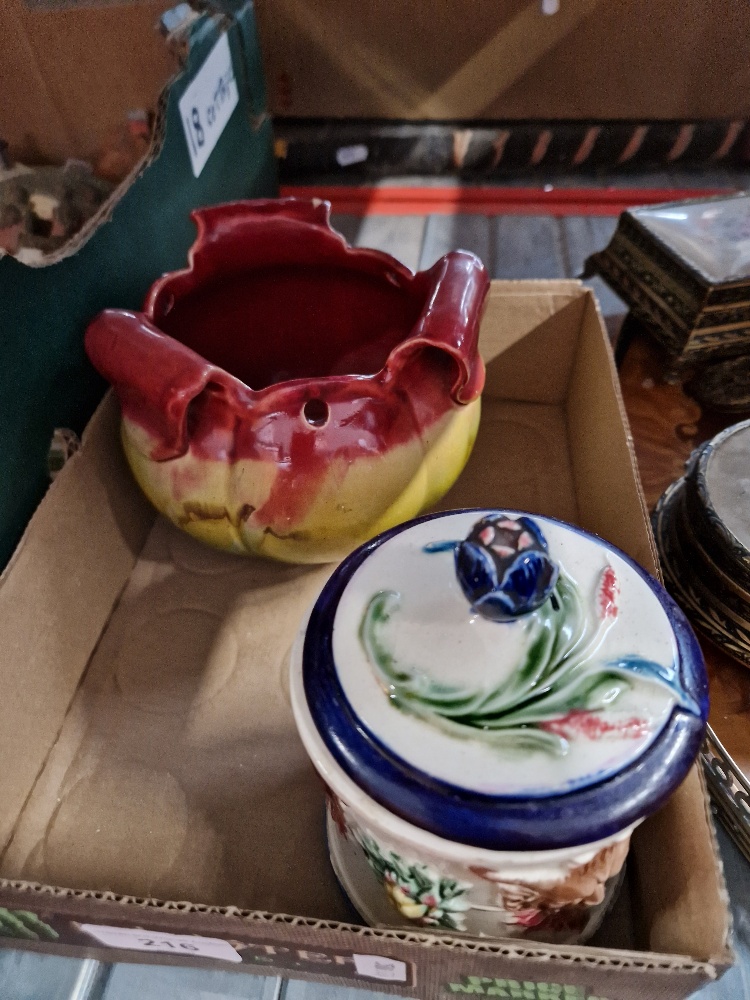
(85, 199, 488, 563)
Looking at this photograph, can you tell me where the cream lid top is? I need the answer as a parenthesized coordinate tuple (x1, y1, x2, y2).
(330, 511, 686, 796)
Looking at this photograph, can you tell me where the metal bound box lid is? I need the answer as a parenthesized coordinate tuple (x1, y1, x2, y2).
(633, 195, 750, 286)
(585, 193, 750, 364)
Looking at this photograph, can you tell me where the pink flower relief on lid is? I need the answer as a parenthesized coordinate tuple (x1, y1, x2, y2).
(597, 564, 619, 621)
(540, 709, 650, 741)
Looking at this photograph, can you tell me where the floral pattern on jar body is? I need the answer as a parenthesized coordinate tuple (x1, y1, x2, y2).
(326, 791, 631, 943)
(291, 509, 708, 943)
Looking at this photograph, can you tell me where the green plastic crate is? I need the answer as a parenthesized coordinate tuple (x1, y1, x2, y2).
(0, 2, 277, 569)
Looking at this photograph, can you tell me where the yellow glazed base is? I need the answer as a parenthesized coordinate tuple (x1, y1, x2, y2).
(121, 398, 481, 564)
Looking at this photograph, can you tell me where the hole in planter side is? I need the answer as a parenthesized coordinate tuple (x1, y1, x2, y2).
(303, 398, 329, 427)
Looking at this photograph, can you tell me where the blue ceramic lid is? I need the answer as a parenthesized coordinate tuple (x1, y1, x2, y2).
(302, 509, 708, 850)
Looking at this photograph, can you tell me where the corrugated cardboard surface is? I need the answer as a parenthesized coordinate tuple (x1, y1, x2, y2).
(254, 0, 750, 121)
(0, 0, 176, 164)
(0, 283, 732, 998)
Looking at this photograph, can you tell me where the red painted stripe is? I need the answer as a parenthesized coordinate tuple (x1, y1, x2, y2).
(712, 120, 745, 161)
(666, 124, 695, 162)
(617, 125, 649, 164)
(529, 130, 553, 166)
(572, 126, 601, 166)
(280, 185, 732, 217)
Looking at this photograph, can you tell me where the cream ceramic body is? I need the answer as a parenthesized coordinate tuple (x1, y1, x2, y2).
(291, 630, 635, 942)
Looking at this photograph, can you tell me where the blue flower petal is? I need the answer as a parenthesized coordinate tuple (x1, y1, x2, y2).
(517, 516, 549, 551)
(455, 541, 498, 605)
(473, 590, 520, 622)
(500, 551, 558, 604)
(454, 515, 560, 622)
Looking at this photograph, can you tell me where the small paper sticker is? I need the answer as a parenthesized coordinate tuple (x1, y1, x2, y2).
(353, 953, 408, 981)
(336, 144, 369, 167)
(179, 33, 239, 177)
(79, 924, 242, 963)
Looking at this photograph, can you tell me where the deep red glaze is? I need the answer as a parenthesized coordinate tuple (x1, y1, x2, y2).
(85, 200, 488, 532)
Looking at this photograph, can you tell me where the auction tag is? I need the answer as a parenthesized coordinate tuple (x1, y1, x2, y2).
(335, 144, 369, 167)
(80, 924, 242, 963)
(179, 33, 239, 177)
(353, 953, 407, 981)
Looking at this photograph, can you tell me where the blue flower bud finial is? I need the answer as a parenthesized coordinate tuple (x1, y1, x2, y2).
(454, 514, 559, 622)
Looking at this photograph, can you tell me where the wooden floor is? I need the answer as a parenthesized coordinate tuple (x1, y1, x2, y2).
(4, 177, 750, 1000)
(331, 207, 627, 333)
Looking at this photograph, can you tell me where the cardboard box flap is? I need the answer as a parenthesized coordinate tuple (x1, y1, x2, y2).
(0, 397, 153, 856)
(481, 283, 587, 405)
(1, 0, 177, 165)
(0, 880, 728, 998)
(566, 294, 657, 575)
(632, 767, 733, 964)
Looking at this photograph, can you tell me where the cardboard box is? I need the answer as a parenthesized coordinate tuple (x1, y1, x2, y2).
(0, 0, 175, 167)
(254, 0, 750, 122)
(0, 1, 277, 571)
(0, 282, 732, 999)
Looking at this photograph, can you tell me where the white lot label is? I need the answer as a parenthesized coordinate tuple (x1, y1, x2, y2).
(353, 953, 407, 981)
(179, 33, 239, 177)
(336, 144, 369, 167)
(80, 924, 242, 963)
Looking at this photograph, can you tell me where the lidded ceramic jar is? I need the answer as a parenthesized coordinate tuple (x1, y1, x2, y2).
(290, 509, 708, 944)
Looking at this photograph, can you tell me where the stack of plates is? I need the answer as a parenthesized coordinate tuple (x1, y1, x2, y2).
(653, 418, 750, 666)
